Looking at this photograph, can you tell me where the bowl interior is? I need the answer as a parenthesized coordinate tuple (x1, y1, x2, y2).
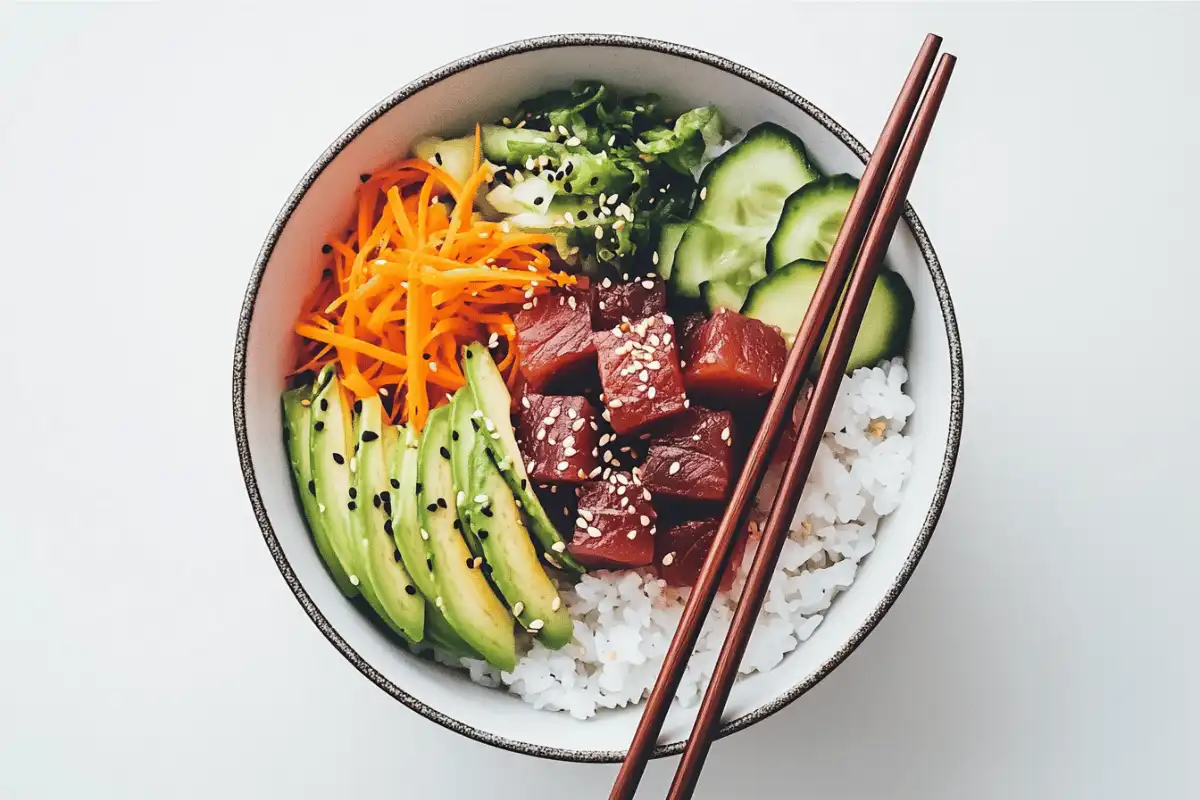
(239, 40, 956, 758)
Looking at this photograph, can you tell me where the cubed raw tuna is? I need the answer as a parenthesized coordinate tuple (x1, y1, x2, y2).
(567, 474, 656, 570)
(640, 407, 736, 502)
(678, 311, 708, 368)
(593, 313, 688, 435)
(514, 287, 596, 392)
(598, 428, 652, 472)
(516, 393, 602, 484)
(535, 483, 579, 529)
(682, 307, 788, 404)
(591, 275, 667, 330)
(656, 517, 747, 592)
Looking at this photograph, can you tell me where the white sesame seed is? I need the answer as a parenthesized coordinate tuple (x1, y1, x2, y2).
(474, 494, 489, 504)
(594, 226, 604, 240)
(552, 541, 567, 552)
(721, 427, 731, 441)
(525, 157, 536, 170)
(557, 461, 569, 471)
(536, 428, 546, 441)
(662, 552, 676, 566)
(521, 396, 531, 409)
(608, 134, 617, 146)
(317, 503, 326, 513)
(420, 528, 429, 541)
(668, 462, 681, 475)
(640, 515, 651, 526)
(529, 619, 545, 631)
(435, 596, 444, 608)
(551, 596, 561, 611)
(652, 251, 659, 265)
(349, 457, 357, 473)
(699, 186, 708, 201)
(627, 530, 638, 540)
(512, 601, 525, 616)
(349, 574, 360, 586)
(566, 136, 581, 147)
(647, 387, 657, 399)
(526, 459, 536, 472)
(587, 526, 602, 538)
(641, 280, 655, 290)
(609, 398, 623, 408)
(643, 489, 652, 501)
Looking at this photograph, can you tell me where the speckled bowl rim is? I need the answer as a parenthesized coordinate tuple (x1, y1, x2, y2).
(232, 32, 964, 764)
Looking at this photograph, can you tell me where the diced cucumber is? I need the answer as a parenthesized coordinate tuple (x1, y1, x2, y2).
(669, 123, 819, 298)
(412, 135, 476, 188)
(766, 174, 859, 272)
(740, 259, 913, 370)
(481, 124, 559, 165)
(653, 222, 687, 281)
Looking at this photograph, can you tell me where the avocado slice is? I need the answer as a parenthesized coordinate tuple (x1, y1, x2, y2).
(282, 386, 358, 597)
(449, 392, 485, 557)
(460, 343, 584, 573)
(387, 424, 481, 660)
(308, 366, 370, 596)
(418, 405, 517, 671)
(451, 387, 573, 648)
(351, 396, 424, 641)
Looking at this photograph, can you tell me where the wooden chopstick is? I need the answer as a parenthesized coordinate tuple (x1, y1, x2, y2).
(664, 51, 957, 800)
(609, 34, 950, 800)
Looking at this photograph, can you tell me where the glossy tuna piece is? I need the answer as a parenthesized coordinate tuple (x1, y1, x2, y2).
(640, 407, 736, 502)
(514, 287, 596, 392)
(593, 313, 688, 435)
(677, 311, 708, 369)
(567, 474, 656, 570)
(535, 483, 579, 530)
(682, 307, 788, 405)
(655, 517, 747, 592)
(591, 275, 667, 330)
(516, 393, 602, 484)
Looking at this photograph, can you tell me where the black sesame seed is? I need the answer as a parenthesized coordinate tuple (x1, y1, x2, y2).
(577, 210, 588, 220)
(565, 162, 574, 176)
(314, 420, 325, 432)
(470, 418, 479, 431)
(477, 530, 489, 540)
(373, 494, 381, 509)
(426, 557, 433, 571)
(359, 173, 370, 183)
(533, 196, 544, 206)
(362, 430, 379, 442)
(405, 584, 417, 595)
(453, 518, 461, 530)
(321, 268, 332, 279)
(452, 430, 459, 441)
(434, 152, 443, 166)
(349, 487, 357, 499)
(322, 244, 332, 254)
(422, 353, 431, 360)
(426, 502, 438, 512)
(390, 478, 400, 489)
(564, 181, 573, 193)
(353, 399, 363, 414)
(465, 350, 473, 359)
(439, 446, 451, 460)
(394, 550, 403, 562)
(347, 500, 357, 511)
(481, 507, 494, 518)
(416, 482, 423, 494)
(383, 519, 393, 535)
(590, 176, 599, 186)
(520, 479, 527, 490)
(380, 490, 390, 505)
(332, 452, 345, 465)
(319, 397, 328, 411)
(466, 557, 475, 569)
(307, 480, 316, 496)
(437, 497, 447, 509)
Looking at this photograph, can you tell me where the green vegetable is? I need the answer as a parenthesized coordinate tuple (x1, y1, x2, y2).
(635, 106, 726, 174)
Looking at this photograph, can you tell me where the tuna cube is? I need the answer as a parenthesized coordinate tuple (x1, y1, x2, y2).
(534, 483, 578, 529)
(591, 275, 667, 330)
(593, 313, 688, 435)
(567, 474, 657, 570)
(683, 307, 788, 405)
(516, 393, 602, 484)
(656, 517, 747, 592)
(514, 287, 597, 392)
(598, 428, 652, 472)
(677, 311, 708, 368)
(640, 407, 736, 502)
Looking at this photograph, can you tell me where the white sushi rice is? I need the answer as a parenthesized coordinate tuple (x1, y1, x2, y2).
(458, 358, 915, 719)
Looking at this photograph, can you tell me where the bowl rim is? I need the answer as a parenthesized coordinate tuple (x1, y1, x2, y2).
(232, 32, 964, 763)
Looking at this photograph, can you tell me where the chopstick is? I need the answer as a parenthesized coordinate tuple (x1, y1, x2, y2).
(665, 51, 957, 800)
(609, 34, 953, 800)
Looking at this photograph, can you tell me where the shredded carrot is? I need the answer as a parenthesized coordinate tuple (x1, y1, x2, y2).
(292, 151, 576, 431)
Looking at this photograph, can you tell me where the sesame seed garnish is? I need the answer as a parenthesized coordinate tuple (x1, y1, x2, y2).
(647, 387, 657, 399)
(349, 574, 360, 586)
(551, 596, 561, 611)
(390, 478, 400, 489)
(699, 186, 707, 201)
(551, 541, 566, 553)
(609, 398, 623, 408)
(669, 462, 681, 475)
(652, 250, 659, 265)
(528, 619, 545, 631)
(439, 446, 451, 459)
(641, 279, 655, 290)
(435, 596, 444, 609)
(314, 420, 325, 432)
(594, 226, 604, 241)
(662, 552, 676, 566)
(437, 497, 447, 509)
(640, 515, 651, 526)
(332, 452, 345, 465)
(556, 461, 569, 471)
(420, 528, 429, 540)
(456, 490, 465, 506)
(512, 601, 525, 616)
(405, 584, 417, 595)
(347, 500, 357, 511)
(587, 526, 602, 538)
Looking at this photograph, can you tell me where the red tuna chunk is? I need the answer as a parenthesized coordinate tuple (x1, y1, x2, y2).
(514, 287, 596, 391)
(591, 275, 667, 330)
(640, 407, 736, 502)
(678, 312, 708, 368)
(535, 483, 578, 529)
(683, 307, 788, 404)
(567, 474, 656, 570)
(516, 393, 602, 484)
(656, 518, 748, 592)
(593, 313, 688, 435)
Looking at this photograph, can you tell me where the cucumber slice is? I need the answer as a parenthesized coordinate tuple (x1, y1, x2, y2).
(653, 222, 687, 281)
(766, 174, 859, 272)
(741, 259, 913, 370)
(481, 124, 558, 165)
(669, 123, 819, 298)
(412, 135, 476, 188)
(700, 278, 751, 312)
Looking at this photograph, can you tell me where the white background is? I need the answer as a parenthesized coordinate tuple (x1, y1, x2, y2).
(2, 2, 1198, 798)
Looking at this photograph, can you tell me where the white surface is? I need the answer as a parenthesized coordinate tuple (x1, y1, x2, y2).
(1, 2, 1197, 798)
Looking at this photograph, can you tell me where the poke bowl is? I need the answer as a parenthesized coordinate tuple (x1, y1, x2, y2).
(233, 33, 963, 761)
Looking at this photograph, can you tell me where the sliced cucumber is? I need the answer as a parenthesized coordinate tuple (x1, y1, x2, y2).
(741, 259, 913, 371)
(669, 123, 819, 298)
(700, 278, 751, 312)
(481, 124, 558, 165)
(766, 174, 858, 272)
(412, 135, 476, 188)
(653, 222, 687, 281)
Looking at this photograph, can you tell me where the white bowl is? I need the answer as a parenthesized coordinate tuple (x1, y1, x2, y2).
(233, 34, 963, 761)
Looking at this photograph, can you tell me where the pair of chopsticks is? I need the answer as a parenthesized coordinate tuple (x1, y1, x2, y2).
(610, 34, 956, 800)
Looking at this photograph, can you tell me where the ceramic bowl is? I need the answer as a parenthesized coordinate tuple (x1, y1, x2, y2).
(233, 33, 963, 761)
